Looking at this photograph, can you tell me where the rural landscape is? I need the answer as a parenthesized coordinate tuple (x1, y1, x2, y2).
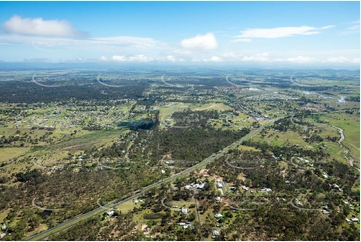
(0, 68, 359, 241)
(0, 1, 359, 241)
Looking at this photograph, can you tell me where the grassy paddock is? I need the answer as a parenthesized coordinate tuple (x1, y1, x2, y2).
(0, 147, 30, 162)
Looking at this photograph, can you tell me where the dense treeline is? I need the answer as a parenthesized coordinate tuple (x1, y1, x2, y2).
(151, 126, 250, 161)
(0, 81, 149, 103)
(172, 109, 221, 128)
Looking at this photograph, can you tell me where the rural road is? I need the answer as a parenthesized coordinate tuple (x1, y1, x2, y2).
(26, 117, 281, 241)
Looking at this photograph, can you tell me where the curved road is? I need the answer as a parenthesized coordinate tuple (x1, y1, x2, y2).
(289, 198, 321, 212)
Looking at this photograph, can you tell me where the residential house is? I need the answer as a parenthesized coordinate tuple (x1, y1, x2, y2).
(182, 207, 188, 214)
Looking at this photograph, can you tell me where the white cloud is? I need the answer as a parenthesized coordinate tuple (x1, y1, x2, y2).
(101, 54, 154, 62)
(321, 25, 335, 30)
(210, 56, 223, 62)
(128, 54, 153, 62)
(242, 52, 269, 62)
(202, 56, 223, 62)
(156, 55, 186, 62)
(325, 57, 359, 63)
(286, 56, 315, 63)
(111, 55, 127, 62)
(234, 25, 334, 42)
(181, 33, 218, 50)
(2, 15, 83, 37)
(99, 56, 108, 61)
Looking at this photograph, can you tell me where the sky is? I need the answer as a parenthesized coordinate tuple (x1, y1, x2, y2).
(0, 1, 359, 68)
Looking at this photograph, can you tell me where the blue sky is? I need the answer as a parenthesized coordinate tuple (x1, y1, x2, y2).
(0, 1, 359, 68)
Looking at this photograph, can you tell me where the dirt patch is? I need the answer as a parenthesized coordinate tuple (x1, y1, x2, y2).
(199, 169, 209, 176)
(237, 173, 246, 181)
(194, 103, 219, 111)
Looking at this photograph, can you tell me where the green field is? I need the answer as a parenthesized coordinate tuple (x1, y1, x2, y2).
(322, 113, 360, 161)
(251, 130, 310, 147)
(0, 147, 30, 162)
(51, 129, 124, 151)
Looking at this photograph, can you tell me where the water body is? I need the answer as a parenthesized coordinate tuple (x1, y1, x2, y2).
(118, 118, 156, 130)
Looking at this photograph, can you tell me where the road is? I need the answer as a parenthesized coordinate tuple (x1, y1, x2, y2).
(192, 189, 203, 241)
(289, 198, 321, 212)
(26, 117, 280, 241)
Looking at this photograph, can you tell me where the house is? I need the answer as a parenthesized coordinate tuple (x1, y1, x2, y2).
(216, 196, 221, 202)
(216, 182, 223, 188)
(181, 207, 188, 214)
(333, 184, 342, 192)
(260, 188, 272, 192)
(212, 230, 219, 236)
(242, 185, 249, 191)
(133, 199, 138, 204)
(322, 210, 330, 214)
(215, 213, 223, 218)
(296, 200, 303, 206)
(196, 183, 205, 189)
(184, 185, 191, 190)
(177, 222, 186, 226)
(1, 224, 6, 230)
(107, 210, 115, 217)
(0, 233, 6, 239)
(183, 224, 192, 229)
(350, 217, 359, 223)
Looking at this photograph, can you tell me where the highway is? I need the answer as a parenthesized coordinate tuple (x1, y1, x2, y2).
(26, 117, 280, 241)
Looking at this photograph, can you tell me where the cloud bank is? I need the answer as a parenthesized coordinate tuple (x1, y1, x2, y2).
(3, 15, 84, 37)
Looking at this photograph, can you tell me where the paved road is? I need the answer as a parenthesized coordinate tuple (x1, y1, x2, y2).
(26, 117, 280, 241)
